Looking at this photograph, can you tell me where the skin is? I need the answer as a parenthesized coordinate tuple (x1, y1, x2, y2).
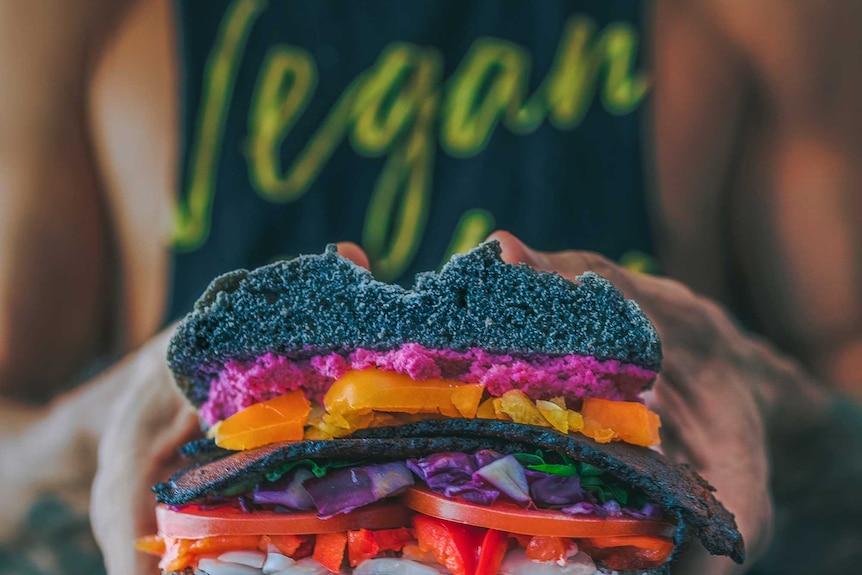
(0, 0, 860, 572)
(652, 0, 862, 395)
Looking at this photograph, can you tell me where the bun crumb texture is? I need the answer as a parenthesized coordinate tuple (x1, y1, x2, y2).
(168, 242, 662, 406)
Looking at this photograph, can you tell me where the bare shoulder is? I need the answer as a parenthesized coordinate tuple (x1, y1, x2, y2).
(651, 0, 750, 302)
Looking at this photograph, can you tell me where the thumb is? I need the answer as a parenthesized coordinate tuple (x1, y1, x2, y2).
(485, 230, 619, 282)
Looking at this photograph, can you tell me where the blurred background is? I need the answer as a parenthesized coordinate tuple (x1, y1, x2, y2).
(1, 0, 860, 574)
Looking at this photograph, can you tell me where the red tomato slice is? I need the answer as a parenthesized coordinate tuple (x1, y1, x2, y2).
(401, 486, 676, 539)
(156, 501, 412, 538)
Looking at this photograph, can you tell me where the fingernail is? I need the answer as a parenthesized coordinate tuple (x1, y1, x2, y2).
(335, 242, 370, 270)
(486, 230, 541, 267)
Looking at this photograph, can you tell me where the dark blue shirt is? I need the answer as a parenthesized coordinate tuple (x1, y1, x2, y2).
(168, 0, 655, 320)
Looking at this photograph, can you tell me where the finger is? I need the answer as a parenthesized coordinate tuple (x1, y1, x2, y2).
(336, 241, 370, 270)
(485, 230, 547, 267)
(485, 231, 707, 331)
(486, 230, 629, 287)
(91, 330, 200, 575)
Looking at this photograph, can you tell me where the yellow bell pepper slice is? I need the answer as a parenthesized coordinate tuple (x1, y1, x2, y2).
(498, 390, 551, 428)
(536, 400, 569, 434)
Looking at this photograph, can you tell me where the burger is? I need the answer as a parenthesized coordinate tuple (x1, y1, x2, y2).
(137, 242, 744, 575)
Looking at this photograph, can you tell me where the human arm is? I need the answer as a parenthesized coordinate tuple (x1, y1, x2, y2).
(90, 328, 200, 575)
(728, 76, 862, 398)
(653, 0, 862, 397)
(0, 1, 122, 402)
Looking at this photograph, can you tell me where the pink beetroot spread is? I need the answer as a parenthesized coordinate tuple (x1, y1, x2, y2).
(200, 343, 657, 425)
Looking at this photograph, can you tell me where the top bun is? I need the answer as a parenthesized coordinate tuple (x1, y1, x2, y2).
(167, 241, 662, 407)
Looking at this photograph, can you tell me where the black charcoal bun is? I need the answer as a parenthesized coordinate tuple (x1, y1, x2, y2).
(167, 242, 662, 406)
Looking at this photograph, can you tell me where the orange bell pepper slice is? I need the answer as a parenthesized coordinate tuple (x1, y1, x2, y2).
(581, 399, 661, 446)
(158, 535, 263, 572)
(324, 369, 484, 419)
(215, 390, 311, 450)
(134, 535, 166, 556)
(313, 531, 348, 573)
(581, 535, 674, 570)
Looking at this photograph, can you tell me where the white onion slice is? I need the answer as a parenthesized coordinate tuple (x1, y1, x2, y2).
(474, 455, 531, 503)
(353, 558, 449, 575)
(218, 550, 266, 568)
(268, 557, 333, 575)
(263, 552, 296, 574)
(197, 557, 265, 575)
(498, 549, 599, 575)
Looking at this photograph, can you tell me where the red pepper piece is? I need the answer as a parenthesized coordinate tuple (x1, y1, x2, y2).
(312, 532, 348, 573)
(475, 529, 508, 575)
(348, 529, 381, 567)
(372, 527, 414, 552)
(413, 515, 484, 575)
(293, 535, 316, 559)
(525, 535, 569, 562)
